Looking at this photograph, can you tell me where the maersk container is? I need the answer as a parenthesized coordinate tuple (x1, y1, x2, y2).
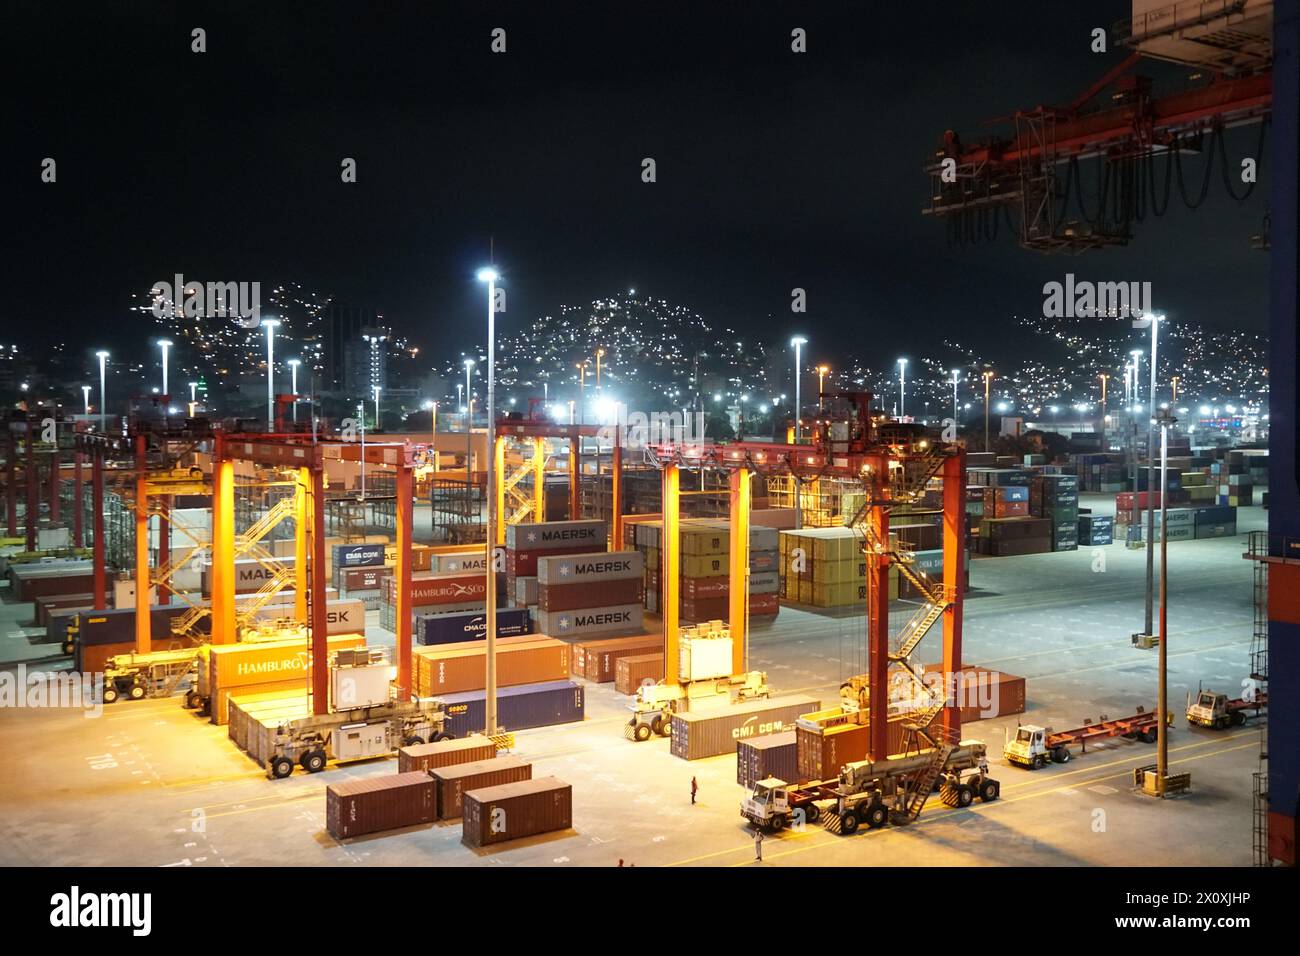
(416, 607, 531, 645)
(437, 680, 585, 738)
(669, 694, 821, 760)
(737, 730, 798, 788)
(534, 603, 643, 639)
(506, 520, 606, 553)
(537, 550, 642, 585)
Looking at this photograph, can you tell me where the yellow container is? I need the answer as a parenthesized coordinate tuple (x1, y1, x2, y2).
(682, 555, 728, 577)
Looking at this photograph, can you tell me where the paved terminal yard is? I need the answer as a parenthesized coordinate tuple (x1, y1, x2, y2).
(0, 497, 1264, 867)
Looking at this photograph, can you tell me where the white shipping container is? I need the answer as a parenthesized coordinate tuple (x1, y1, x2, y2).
(515, 576, 539, 606)
(679, 634, 733, 681)
(436, 552, 490, 573)
(534, 603, 642, 638)
(537, 550, 642, 585)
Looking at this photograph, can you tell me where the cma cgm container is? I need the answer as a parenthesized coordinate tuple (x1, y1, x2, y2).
(437, 680, 585, 737)
(429, 755, 532, 820)
(462, 777, 573, 848)
(326, 772, 435, 839)
(396, 737, 498, 773)
(669, 694, 820, 760)
(332, 543, 386, 568)
(737, 731, 798, 788)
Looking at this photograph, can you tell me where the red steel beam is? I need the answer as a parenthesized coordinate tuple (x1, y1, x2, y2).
(941, 449, 966, 743)
(92, 449, 106, 610)
(394, 463, 413, 701)
(310, 465, 329, 716)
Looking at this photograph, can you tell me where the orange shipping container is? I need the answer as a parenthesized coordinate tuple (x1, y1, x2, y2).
(207, 634, 366, 724)
(412, 635, 569, 696)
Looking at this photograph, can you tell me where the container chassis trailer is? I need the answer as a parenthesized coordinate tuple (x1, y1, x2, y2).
(1003, 706, 1172, 769)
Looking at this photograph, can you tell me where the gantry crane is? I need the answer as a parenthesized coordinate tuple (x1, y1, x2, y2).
(925, 0, 1274, 252)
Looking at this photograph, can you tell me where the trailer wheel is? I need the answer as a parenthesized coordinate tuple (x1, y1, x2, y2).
(1051, 745, 1070, 764)
(404, 735, 424, 747)
(301, 751, 326, 773)
(184, 690, 203, 710)
(866, 804, 888, 829)
(61, 640, 74, 656)
(128, 684, 146, 701)
(1033, 753, 1048, 770)
(1122, 731, 1138, 740)
(633, 723, 652, 742)
(839, 811, 860, 835)
(433, 731, 454, 742)
(978, 778, 1000, 802)
(102, 685, 119, 704)
(269, 756, 294, 779)
(651, 716, 669, 737)
(1231, 711, 1246, 727)
(1141, 728, 1158, 743)
(955, 784, 974, 807)
(801, 804, 819, 825)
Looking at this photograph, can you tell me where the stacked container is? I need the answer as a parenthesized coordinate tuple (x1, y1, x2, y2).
(778, 527, 872, 607)
(1030, 474, 1079, 552)
(534, 550, 644, 638)
(504, 519, 607, 611)
(379, 571, 487, 632)
(410, 634, 570, 696)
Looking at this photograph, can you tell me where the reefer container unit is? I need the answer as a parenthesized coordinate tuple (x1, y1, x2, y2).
(668, 695, 821, 760)
(614, 653, 665, 694)
(737, 731, 798, 789)
(429, 755, 532, 819)
(437, 680, 585, 738)
(462, 777, 573, 848)
(396, 737, 498, 773)
(326, 772, 435, 839)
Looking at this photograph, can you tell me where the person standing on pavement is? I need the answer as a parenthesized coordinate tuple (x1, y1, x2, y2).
(753, 826, 764, 862)
(691, 776, 698, 805)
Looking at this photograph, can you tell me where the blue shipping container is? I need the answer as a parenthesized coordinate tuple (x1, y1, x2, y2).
(1193, 505, 1236, 526)
(437, 680, 585, 737)
(333, 543, 386, 568)
(416, 607, 531, 645)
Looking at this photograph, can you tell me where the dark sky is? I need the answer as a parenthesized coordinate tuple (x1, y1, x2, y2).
(7, 0, 1271, 366)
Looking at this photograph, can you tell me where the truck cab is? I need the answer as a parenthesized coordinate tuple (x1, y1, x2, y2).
(1003, 724, 1067, 768)
(1186, 690, 1246, 729)
(741, 777, 814, 831)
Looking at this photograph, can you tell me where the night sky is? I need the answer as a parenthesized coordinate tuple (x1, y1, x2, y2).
(8, 1, 1271, 365)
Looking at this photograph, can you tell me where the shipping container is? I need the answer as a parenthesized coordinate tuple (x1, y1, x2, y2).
(572, 634, 664, 682)
(429, 755, 532, 819)
(537, 550, 642, 585)
(332, 543, 386, 568)
(437, 680, 585, 737)
(737, 731, 798, 789)
(326, 772, 435, 839)
(539, 577, 643, 612)
(397, 737, 498, 773)
(412, 636, 570, 696)
(403, 573, 488, 608)
(506, 520, 606, 552)
(669, 694, 821, 760)
(415, 607, 531, 645)
(614, 653, 664, 694)
(339, 566, 392, 591)
(462, 776, 573, 848)
(534, 603, 643, 639)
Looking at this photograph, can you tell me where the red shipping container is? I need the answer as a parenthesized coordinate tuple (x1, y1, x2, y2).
(539, 577, 643, 612)
(615, 653, 665, 694)
(993, 500, 1029, 518)
(682, 597, 729, 621)
(506, 546, 593, 578)
(326, 772, 435, 839)
(462, 777, 573, 848)
(683, 576, 729, 599)
(407, 573, 487, 607)
(749, 593, 779, 615)
(429, 755, 532, 819)
(396, 737, 498, 773)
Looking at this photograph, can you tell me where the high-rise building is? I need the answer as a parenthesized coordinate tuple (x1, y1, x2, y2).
(323, 305, 383, 390)
(344, 328, 390, 398)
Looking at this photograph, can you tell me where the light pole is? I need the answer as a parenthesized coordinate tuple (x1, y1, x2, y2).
(595, 348, 605, 394)
(568, 400, 575, 424)
(1098, 373, 1109, 430)
(263, 319, 281, 432)
(189, 382, 198, 404)
(897, 358, 907, 418)
(817, 365, 829, 414)
(158, 339, 172, 400)
(82, 385, 91, 416)
(576, 362, 587, 424)
(373, 384, 382, 429)
(1170, 375, 1180, 402)
(951, 369, 960, 424)
(477, 266, 499, 737)
(96, 350, 109, 432)
(357, 402, 367, 499)
(464, 357, 476, 477)
(425, 399, 439, 433)
(982, 371, 994, 451)
(790, 336, 807, 442)
(288, 359, 300, 423)
(1142, 319, 1162, 642)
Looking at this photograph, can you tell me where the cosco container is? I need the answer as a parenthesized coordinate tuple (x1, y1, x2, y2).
(462, 777, 573, 848)
(396, 737, 498, 773)
(429, 755, 532, 819)
(668, 694, 820, 760)
(737, 731, 798, 789)
(436, 680, 585, 738)
(326, 772, 435, 839)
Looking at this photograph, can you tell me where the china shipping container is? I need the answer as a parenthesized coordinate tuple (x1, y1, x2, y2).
(536, 550, 642, 585)
(614, 653, 665, 694)
(737, 731, 798, 788)
(429, 755, 532, 819)
(572, 635, 664, 682)
(326, 772, 436, 839)
(668, 694, 821, 760)
(437, 680, 585, 737)
(415, 607, 531, 645)
(462, 777, 573, 848)
(397, 737, 499, 773)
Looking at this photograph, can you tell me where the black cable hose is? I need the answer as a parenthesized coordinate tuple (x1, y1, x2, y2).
(1218, 117, 1267, 201)
(1146, 143, 1173, 217)
(1173, 128, 1217, 209)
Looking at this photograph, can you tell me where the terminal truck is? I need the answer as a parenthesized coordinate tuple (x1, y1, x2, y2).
(1185, 687, 1267, 729)
(1003, 706, 1172, 769)
(742, 738, 1000, 833)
